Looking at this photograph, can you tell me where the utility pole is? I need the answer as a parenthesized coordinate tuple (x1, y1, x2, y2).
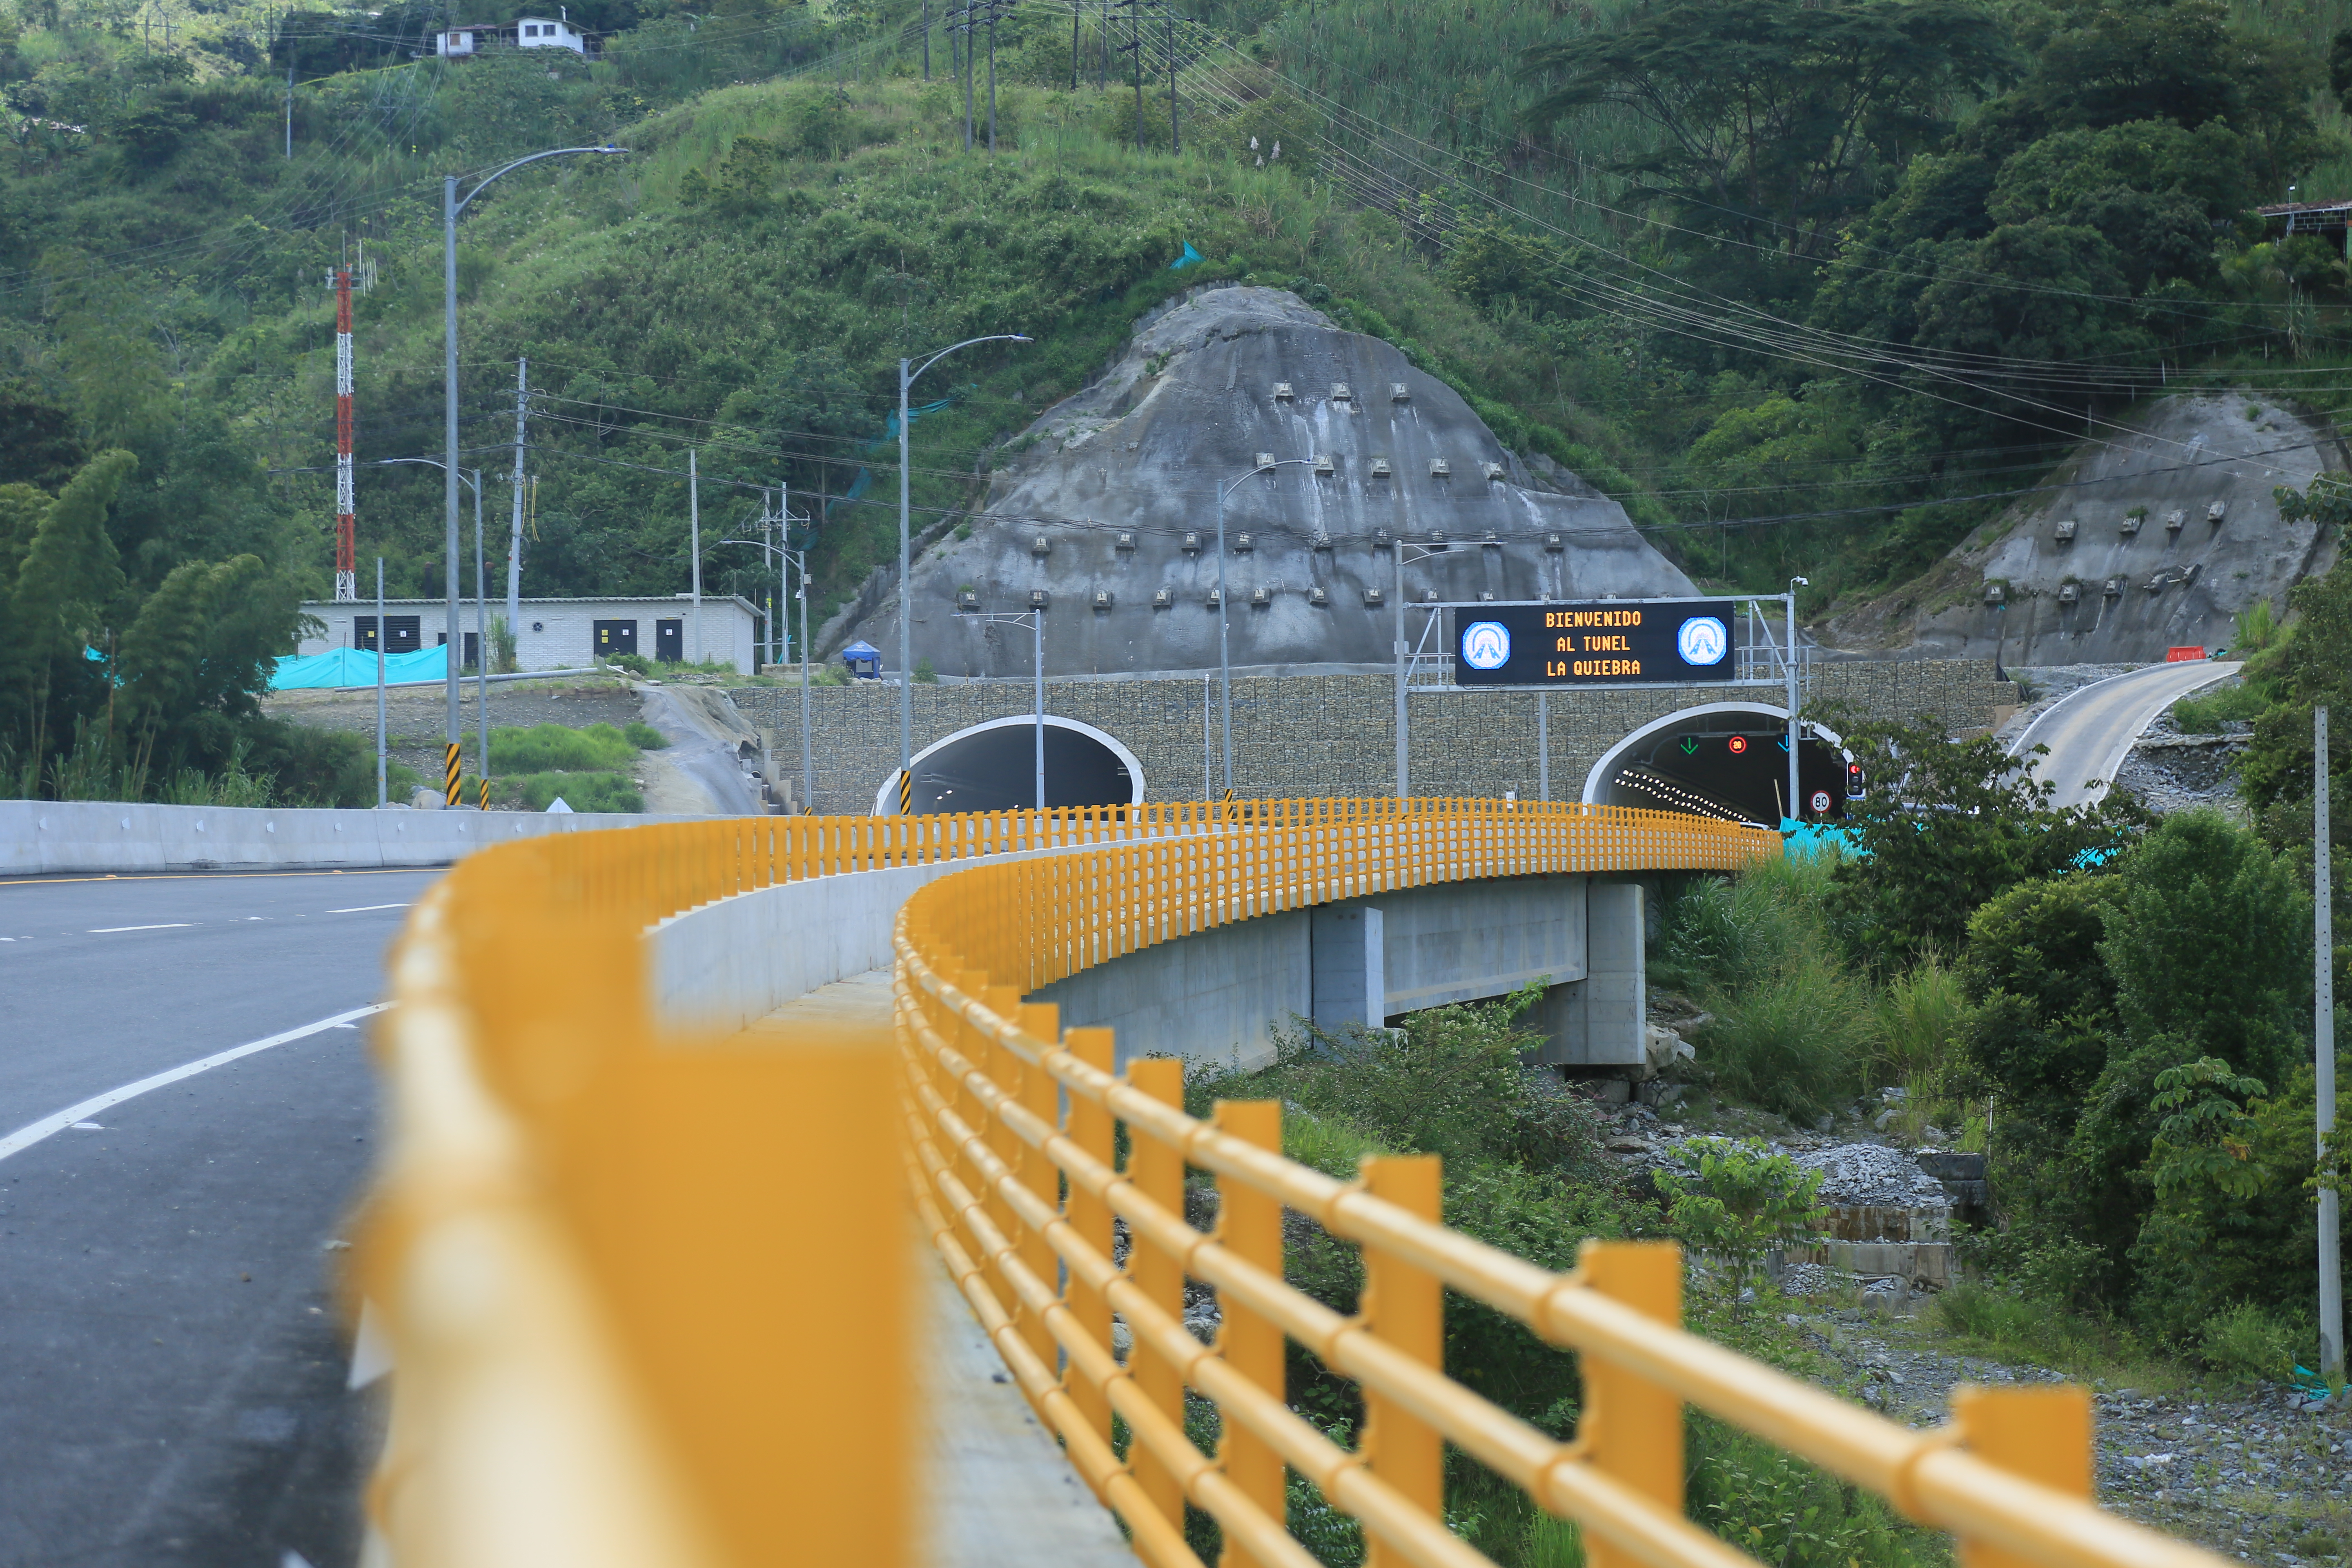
(985, 0, 1006, 153)
(507, 358, 527, 648)
(1099, 0, 1109, 88)
(922, 0, 930, 77)
(689, 448, 702, 663)
(332, 267, 356, 602)
(961, 0, 975, 150)
(1165, 3, 1180, 153)
(2320, 706, 2343, 1388)
(1070, 0, 1080, 89)
(285, 59, 294, 159)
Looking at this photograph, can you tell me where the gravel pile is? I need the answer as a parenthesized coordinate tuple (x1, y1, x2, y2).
(1792, 1143, 1951, 1207)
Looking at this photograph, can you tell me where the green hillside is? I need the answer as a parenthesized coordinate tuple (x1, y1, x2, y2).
(6, 0, 2352, 796)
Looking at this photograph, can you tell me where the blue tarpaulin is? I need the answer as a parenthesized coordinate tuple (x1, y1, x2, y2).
(268, 645, 449, 690)
(1171, 241, 1203, 270)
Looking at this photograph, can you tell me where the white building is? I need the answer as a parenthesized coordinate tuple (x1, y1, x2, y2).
(434, 14, 591, 57)
(299, 595, 761, 675)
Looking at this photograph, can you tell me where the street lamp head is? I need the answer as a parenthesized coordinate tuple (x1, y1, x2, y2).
(1790, 576, 1809, 588)
(595, 145, 630, 155)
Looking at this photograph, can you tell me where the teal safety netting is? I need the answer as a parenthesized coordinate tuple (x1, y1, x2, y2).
(268, 645, 449, 690)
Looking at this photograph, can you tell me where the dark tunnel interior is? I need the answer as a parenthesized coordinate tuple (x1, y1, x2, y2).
(1602, 724, 1854, 825)
(904, 722, 1136, 814)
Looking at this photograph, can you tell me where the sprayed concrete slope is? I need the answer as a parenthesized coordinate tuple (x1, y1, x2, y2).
(1826, 393, 2344, 663)
(835, 286, 1696, 676)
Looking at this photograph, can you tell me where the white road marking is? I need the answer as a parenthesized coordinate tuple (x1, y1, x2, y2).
(325, 904, 409, 914)
(0, 1004, 390, 1165)
(86, 924, 193, 934)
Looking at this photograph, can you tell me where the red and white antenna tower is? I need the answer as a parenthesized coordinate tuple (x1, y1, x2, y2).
(332, 267, 357, 602)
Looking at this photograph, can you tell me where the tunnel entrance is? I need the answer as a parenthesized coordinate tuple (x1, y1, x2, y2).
(877, 715, 1146, 815)
(1581, 704, 1857, 826)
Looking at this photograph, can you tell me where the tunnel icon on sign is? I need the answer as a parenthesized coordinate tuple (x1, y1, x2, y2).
(1461, 621, 1512, 670)
(1677, 615, 1728, 666)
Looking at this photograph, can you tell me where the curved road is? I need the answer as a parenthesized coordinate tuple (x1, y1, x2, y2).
(2008, 660, 2241, 809)
(0, 867, 438, 1568)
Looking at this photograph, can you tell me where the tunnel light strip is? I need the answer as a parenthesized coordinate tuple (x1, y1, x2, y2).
(1614, 769, 1765, 828)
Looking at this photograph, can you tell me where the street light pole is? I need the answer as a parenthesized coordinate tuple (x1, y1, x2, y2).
(444, 143, 626, 804)
(1786, 578, 1807, 825)
(896, 332, 1030, 777)
(381, 456, 491, 806)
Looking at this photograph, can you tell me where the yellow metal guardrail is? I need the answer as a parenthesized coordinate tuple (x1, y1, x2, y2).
(892, 802, 2232, 1568)
(364, 798, 2231, 1568)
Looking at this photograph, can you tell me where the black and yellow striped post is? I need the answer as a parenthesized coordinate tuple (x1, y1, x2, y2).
(477, 775, 490, 810)
(444, 742, 462, 806)
(897, 768, 913, 815)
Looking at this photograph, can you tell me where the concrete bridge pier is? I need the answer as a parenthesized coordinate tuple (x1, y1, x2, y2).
(1033, 873, 1651, 1077)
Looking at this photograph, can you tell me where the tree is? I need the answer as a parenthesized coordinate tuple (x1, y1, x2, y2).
(2234, 528, 2352, 851)
(1958, 873, 2124, 1109)
(2100, 810, 2309, 1086)
(1828, 715, 2143, 962)
(1519, 0, 2013, 267)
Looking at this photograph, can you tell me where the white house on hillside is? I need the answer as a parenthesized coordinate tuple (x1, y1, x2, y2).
(434, 14, 591, 57)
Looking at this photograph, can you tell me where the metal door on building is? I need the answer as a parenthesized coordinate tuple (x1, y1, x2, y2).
(355, 617, 380, 651)
(380, 616, 422, 653)
(461, 632, 480, 669)
(655, 618, 683, 663)
(594, 619, 638, 658)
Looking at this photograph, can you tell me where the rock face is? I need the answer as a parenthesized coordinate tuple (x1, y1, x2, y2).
(848, 286, 1695, 677)
(1825, 394, 2344, 663)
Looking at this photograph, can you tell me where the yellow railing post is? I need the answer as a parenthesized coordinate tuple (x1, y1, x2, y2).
(1213, 1100, 1286, 1564)
(1952, 1386, 2094, 1568)
(1577, 1240, 1684, 1568)
(1065, 1028, 1118, 1460)
(1015, 1001, 1063, 1374)
(1360, 1154, 1443, 1568)
(1124, 1056, 1190, 1534)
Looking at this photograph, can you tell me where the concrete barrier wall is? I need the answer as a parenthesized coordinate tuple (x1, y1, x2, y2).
(648, 860, 960, 1034)
(0, 800, 662, 876)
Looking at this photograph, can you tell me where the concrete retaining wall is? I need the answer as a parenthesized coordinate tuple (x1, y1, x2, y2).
(0, 800, 660, 876)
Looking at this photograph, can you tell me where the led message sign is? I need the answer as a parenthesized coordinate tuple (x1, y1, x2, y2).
(1452, 601, 1744, 687)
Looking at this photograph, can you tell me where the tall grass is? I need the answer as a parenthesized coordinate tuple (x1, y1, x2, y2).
(1659, 855, 1876, 1121)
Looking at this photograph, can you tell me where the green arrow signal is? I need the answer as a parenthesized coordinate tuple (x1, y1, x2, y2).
(1679, 737, 1699, 755)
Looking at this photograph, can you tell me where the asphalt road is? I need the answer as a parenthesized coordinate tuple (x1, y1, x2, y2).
(2009, 660, 2242, 810)
(0, 867, 439, 1568)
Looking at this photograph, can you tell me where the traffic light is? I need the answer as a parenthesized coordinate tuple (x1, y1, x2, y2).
(1845, 760, 1867, 800)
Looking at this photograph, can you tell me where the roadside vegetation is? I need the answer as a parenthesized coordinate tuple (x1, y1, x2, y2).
(12, 0, 2352, 794)
(459, 717, 667, 812)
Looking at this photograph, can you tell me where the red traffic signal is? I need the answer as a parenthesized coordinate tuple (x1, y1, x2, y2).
(1845, 760, 1867, 800)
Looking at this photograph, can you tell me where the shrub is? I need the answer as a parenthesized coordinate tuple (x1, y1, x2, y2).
(490, 769, 643, 814)
(488, 722, 644, 773)
(2199, 1301, 2303, 1384)
(1659, 1138, 1829, 1297)
(623, 721, 669, 750)
(606, 651, 653, 675)
(2169, 682, 2266, 733)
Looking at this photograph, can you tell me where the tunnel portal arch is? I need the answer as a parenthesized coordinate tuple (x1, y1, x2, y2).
(875, 715, 1147, 815)
(1581, 702, 1856, 826)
